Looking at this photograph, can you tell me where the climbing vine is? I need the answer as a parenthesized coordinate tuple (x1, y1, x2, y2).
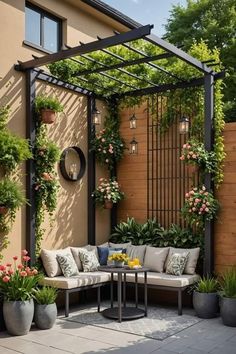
(34, 122, 61, 257)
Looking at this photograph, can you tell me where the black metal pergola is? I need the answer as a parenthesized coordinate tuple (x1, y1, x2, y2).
(15, 25, 224, 274)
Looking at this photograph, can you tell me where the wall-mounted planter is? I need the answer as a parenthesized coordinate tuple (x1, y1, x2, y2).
(104, 200, 113, 209)
(41, 109, 56, 124)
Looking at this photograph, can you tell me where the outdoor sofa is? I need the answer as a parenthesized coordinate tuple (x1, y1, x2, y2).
(40, 243, 200, 317)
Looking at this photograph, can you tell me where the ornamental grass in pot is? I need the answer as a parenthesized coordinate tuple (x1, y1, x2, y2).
(33, 286, 57, 330)
(34, 95, 63, 124)
(220, 268, 236, 327)
(0, 250, 42, 336)
(193, 277, 219, 318)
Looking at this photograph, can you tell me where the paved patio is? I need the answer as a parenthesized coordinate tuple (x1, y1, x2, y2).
(0, 305, 236, 354)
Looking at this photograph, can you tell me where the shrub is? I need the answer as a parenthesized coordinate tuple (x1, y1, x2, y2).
(34, 286, 57, 305)
(194, 277, 219, 293)
(220, 268, 236, 298)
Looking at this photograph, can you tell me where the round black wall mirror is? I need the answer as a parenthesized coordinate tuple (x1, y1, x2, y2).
(60, 146, 86, 182)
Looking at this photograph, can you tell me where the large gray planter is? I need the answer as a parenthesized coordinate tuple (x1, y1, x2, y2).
(220, 297, 236, 327)
(34, 303, 57, 329)
(193, 291, 219, 318)
(3, 299, 34, 336)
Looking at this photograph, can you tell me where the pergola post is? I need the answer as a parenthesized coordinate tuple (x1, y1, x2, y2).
(204, 74, 214, 276)
(25, 69, 37, 265)
(87, 96, 96, 245)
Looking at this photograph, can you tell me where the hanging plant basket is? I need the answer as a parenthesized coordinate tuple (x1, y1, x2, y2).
(104, 200, 113, 209)
(41, 109, 56, 124)
(0, 206, 8, 215)
(187, 164, 199, 175)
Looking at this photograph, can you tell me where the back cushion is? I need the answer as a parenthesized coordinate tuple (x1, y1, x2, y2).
(164, 247, 200, 275)
(41, 247, 72, 277)
(127, 245, 146, 265)
(144, 246, 169, 273)
(70, 246, 91, 271)
(109, 242, 132, 248)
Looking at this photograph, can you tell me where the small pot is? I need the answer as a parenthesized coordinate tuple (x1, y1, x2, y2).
(193, 291, 219, 319)
(104, 200, 113, 209)
(187, 164, 199, 175)
(41, 109, 56, 124)
(220, 297, 236, 327)
(0, 206, 8, 215)
(34, 303, 57, 330)
(114, 261, 124, 268)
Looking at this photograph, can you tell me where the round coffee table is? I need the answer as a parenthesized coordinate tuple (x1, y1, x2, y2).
(99, 266, 149, 323)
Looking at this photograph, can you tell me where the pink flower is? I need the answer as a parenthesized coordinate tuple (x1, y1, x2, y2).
(187, 144, 191, 149)
(0, 265, 6, 271)
(32, 269, 38, 275)
(206, 202, 210, 206)
(202, 204, 206, 209)
(105, 159, 109, 163)
(185, 193, 189, 198)
(183, 144, 187, 148)
(205, 207, 209, 212)
(6, 263, 12, 267)
(22, 256, 30, 262)
(180, 155, 185, 161)
(192, 154, 197, 159)
(187, 155, 190, 159)
(13, 256, 18, 261)
(22, 250, 28, 256)
(2, 275, 10, 283)
(200, 208, 203, 212)
(190, 191, 195, 195)
(101, 138, 105, 142)
(8, 269, 14, 275)
(192, 207, 196, 211)
(17, 264, 23, 270)
(202, 186, 206, 191)
(20, 271, 27, 277)
(195, 198, 200, 203)
(189, 151, 193, 155)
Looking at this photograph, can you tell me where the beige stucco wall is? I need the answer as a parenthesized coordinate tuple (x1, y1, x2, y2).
(0, 0, 121, 261)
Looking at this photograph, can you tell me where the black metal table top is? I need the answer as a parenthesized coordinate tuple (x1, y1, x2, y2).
(98, 266, 149, 273)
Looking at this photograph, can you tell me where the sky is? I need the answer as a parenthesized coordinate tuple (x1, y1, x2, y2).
(102, 0, 187, 37)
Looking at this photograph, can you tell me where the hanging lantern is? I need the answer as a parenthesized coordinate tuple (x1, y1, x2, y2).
(179, 115, 190, 134)
(92, 105, 102, 125)
(129, 113, 137, 129)
(130, 138, 138, 154)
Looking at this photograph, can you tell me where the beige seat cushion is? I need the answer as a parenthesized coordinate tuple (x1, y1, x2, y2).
(144, 246, 169, 272)
(41, 247, 72, 278)
(113, 272, 200, 288)
(165, 247, 200, 275)
(127, 245, 146, 265)
(41, 271, 111, 290)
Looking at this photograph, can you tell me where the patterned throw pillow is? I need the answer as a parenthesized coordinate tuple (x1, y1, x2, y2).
(79, 249, 100, 272)
(56, 253, 79, 277)
(166, 252, 189, 276)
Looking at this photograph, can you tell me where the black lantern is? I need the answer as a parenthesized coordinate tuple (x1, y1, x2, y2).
(179, 115, 190, 134)
(129, 113, 137, 129)
(130, 138, 138, 154)
(92, 105, 101, 125)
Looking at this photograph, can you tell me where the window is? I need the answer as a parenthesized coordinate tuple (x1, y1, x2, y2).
(25, 2, 62, 53)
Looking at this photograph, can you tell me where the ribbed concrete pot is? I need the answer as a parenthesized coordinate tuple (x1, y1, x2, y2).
(3, 299, 34, 335)
(193, 291, 219, 318)
(220, 297, 236, 327)
(34, 303, 57, 329)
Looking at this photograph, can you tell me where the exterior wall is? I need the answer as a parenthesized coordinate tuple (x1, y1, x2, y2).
(0, 0, 122, 260)
(117, 103, 148, 223)
(215, 123, 236, 273)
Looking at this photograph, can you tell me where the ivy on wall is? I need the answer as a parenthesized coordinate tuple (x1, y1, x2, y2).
(0, 106, 31, 260)
(34, 119, 61, 257)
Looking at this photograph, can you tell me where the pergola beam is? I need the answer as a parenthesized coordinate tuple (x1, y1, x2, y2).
(15, 25, 153, 71)
(146, 34, 214, 74)
(74, 52, 174, 76)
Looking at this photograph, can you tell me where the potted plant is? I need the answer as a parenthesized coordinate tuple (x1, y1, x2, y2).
(90, 128, 125, 171)
(34, 95, 63, 124)
(0, 179, 28, 232)
(220, 268, 236, 327)
(108, 253, 128, 268)
(193, 276, 219, 318)
(92, 177, 124, 209)
(0, 250, 42, 335)
(181, 185, 219, 229)
(33, 286, 57, 330)
(180, 139, 217, 175)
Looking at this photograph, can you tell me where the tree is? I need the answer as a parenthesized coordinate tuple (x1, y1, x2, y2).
(165, 0, 236, 122)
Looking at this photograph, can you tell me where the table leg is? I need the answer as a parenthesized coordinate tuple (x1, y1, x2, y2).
(123, 273, 126, 307)
(135, 273, 138, 308)
(144, 271, 148, 316)
(110, 273, 114, 308)
(97, 286, 100, 313)
(117, 272, 122, 323)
